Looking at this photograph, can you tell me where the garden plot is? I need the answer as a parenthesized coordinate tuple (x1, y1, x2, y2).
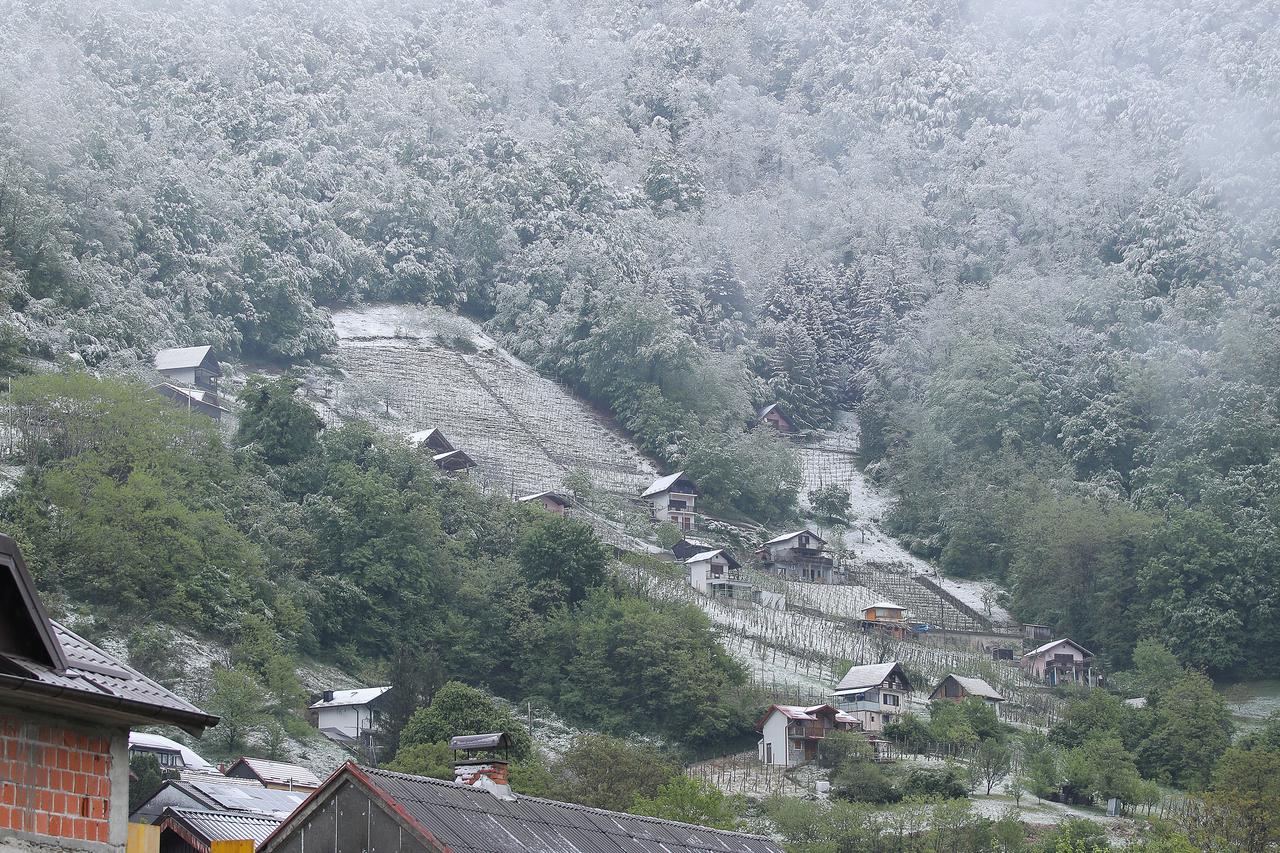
(326, 306, 658, 500)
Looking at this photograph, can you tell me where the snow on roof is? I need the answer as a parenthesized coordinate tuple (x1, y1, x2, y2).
(764, 529, 826, 546)
(408, 428, 454, 451)
(308, 686, 391, 710)
(758, 403, 780, 417)
(433, 449, 476, 467)
(517, 491, 570, 506)
(937, 675, 1004, 701)
(864, 600, 905, 612)
(130, 732, 215, 770)
(1124, 697, 1148, 709)
(1024, 637, 1093, 658)
(228, 758, 321, 789)
(154, 345, 215, 371)
(834, 662, 903, 694)
(642, 471, 689, 498)
(684, 548, 740, 568)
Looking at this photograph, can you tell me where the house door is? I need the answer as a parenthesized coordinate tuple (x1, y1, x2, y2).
(765, 743, 773, 764)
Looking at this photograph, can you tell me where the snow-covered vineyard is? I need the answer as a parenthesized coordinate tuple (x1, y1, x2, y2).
(638, 567, 1062, 729)
(317, 306, 657, 499)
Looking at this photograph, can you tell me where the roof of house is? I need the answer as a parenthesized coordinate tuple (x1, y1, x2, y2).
(432, 449, 476, 468)
(833, 661, 910, 694)
(0, 534, 219, 735)
(642, 471, 692, 498)
(763, 528, 826, 546)
(758, 403, 781, 418)
(308, 686, 391, 710)
(864, 600, 905, 612)
(160, 807, 283, 846)
(154, 383, 229, 411)
(226, 757, 321, 789)
(517, 491, 571, 507)
(129, 731, 215, 770)
(933, 675, 1005, 702)
(141, 778, 309, 819)
(259, 764, 785, 853)
(1025, 638, 1094, 659)
(408, 428, 454, 452)
(756, 704, 858, 730)
(684, 548, 741, 569)
(154, 345, 218, 372)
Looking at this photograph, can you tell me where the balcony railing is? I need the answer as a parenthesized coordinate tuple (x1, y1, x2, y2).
(835, 700, 882, 713)
(787, 724, 829, 739)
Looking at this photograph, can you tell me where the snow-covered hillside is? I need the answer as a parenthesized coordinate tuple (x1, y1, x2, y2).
(313, 305, 658, 499)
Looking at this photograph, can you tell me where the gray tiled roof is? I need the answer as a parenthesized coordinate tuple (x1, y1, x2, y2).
(359, 766, 784, 853)
(2, 621, 218, 732)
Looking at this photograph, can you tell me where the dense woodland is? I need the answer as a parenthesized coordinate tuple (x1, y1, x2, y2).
(3, 0, 1278, 676)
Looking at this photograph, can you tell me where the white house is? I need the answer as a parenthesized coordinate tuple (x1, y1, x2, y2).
(685, 549, 753, 606)
(756, 704, 860, 767)
(309, 686, 391, 742)
(642, 471, 699, 530)
(154, 345, 221, 393)
(757, 529, 836, 583)
(1021, 638, 1098, 686)
(831, 661, 913, 733)
(517, 491, 572, 516)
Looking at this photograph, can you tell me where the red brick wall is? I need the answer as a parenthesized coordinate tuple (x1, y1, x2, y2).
(0, 712, 114, 844)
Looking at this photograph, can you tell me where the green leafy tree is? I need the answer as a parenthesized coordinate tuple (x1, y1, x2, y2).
(632, 775, 745, 830)
(552, 734, 678, 812)
(516, 515, 606, 608)
(809, 483, 851, 521)
(128, 753, 176, 812)
(1138, 669, 1233, 789)
(206, 665, 269, 753)
(236, 375, 323, 465)
(974, 738, 1014, 795)
(396, 682, 532, 760)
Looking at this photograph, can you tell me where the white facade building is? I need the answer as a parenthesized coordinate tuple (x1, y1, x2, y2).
(309, 686, 391, 741)
(756, 704, 860, 767)
(831, 662, 913, 733)
(642, 471, 699, 530)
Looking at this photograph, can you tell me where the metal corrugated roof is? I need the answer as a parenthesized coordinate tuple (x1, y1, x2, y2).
(357, 766, 784, 853)
(1025, 637, 1093, 658)
(762, 528, 825, 546)
(166, 808, 282, 844)
(942, 675, 1004, 701)
(182, 779, 309, 817)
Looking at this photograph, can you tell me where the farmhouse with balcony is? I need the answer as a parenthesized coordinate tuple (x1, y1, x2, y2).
(309, 686, 391, 746)
(516, 491, 571, 516)
(685, 549, 754, 607)
(832, 661, 913, 734)
(642, 471, 699, 530)
(756, 704, 860, 767)
(756, 403, 795, 433)
(930, 674, 1005, 707)
(256, 761, 786, 853)
(1022, 638, 1100, 687)
(0, 533, 219, 852)
(225, 757, 322, 792)
(757, 529, 836, 583)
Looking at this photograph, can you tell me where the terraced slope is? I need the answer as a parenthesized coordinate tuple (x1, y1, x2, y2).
(320, 306, 658, 500)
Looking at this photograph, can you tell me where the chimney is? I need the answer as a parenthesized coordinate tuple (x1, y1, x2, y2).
(322, 690, 335, 702)
(450, 733, 515, 800)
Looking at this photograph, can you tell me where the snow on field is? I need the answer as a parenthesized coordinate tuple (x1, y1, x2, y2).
(795, 413, 1018, 628)
(320, 305, 658, 499)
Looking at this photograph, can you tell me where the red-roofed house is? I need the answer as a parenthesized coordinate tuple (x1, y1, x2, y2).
(756, 704, 861, 767)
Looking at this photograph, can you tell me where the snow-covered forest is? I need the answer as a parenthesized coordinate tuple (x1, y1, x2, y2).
(2, 0, 1279, 678)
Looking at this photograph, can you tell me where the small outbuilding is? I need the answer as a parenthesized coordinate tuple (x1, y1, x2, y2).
(225, 757, 322, 792)
(516, 491, 571, 516)
(930, 674, 1005, 706)
(432, 449, 477, 476)
(408, 428, 455, 455)
(154, 806, 282, 853)
(757, 403, 795, 433)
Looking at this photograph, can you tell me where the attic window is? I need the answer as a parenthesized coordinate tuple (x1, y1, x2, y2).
(0, 552, 62, 668)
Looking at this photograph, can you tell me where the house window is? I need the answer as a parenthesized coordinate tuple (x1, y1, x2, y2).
(883, 694, 899, 707)
(870, 715, 876, 723)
